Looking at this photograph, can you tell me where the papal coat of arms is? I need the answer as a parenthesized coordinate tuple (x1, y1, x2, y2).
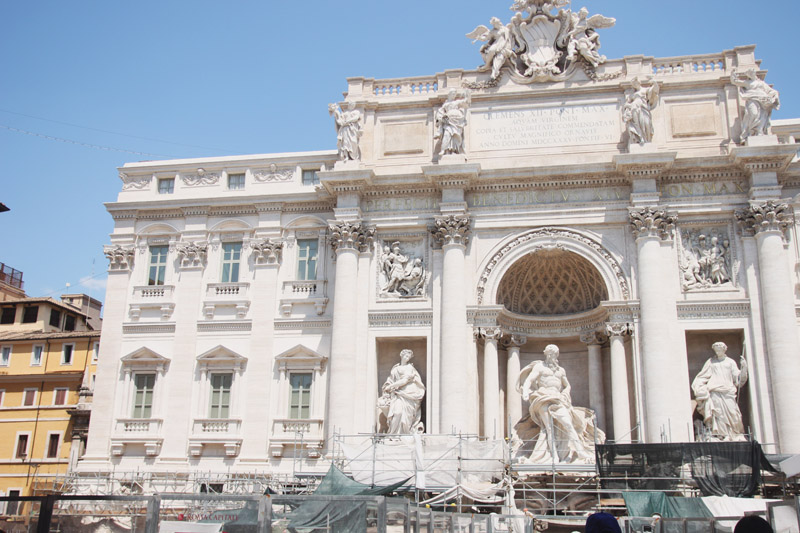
(466, 0, 615, 85)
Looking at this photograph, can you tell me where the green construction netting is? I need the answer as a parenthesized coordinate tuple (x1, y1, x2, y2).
(622, 491, 713, 519)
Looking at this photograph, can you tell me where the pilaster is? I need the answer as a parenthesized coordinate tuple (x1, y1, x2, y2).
(478, 327, 502, 439)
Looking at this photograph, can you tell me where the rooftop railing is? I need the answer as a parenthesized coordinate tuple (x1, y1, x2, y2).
(0, 262, 23, 290)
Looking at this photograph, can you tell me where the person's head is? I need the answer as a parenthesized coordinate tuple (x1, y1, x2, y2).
(392, 241, 401, 253)
(734, 515, 773, 533)
(544, 344, 559, 363)
(490, 17, 502, 28)
(400, 349, 414, 364)
(712, 341, 727, 358)
(585, 512, 622, 533)
(345, 101, 356, 110)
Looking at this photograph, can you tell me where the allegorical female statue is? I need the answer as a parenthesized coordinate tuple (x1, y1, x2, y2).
(731, 69, 780, 143)
(692, 342, 748, 441)
(377, 349, 425, 434)
(622, 76, 660, 146)
(328, 101, 363, 161)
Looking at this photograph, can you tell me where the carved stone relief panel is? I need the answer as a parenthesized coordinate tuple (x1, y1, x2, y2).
(677, 222, 738, 292)
(376, 235, 430, 300)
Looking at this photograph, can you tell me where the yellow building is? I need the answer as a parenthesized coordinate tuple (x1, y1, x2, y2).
(0, 294, 100, 509)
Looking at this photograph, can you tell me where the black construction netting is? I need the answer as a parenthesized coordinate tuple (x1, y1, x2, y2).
(596, 441, 777, 497)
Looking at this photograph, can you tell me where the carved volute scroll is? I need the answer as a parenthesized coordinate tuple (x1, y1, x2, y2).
(579, 330, 605, 345)
(175, 241, 208, 268)
(251, 239, 283, 265)
(329, 221, 375, 253)
(104, 244, 135, 271)
(503, 334, 527, 349)
(431, 214, 471, 247)
(480, 327, 502, 341)
(735, 200, 792, 236)
(605, 322, 632, 337)
(628, 206, 677, 240)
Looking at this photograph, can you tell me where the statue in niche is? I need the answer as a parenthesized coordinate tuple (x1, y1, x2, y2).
(379, 242, 429, 297)
(679, 230, 732, 290)
(516, 344, 604, 464)
(731, 69, 780, 143)
(623, 76, 660, 146)
(435, 89, 471, 156)
(328, 101, 363, 161)
(377, 349, 425, 434)
(467, 17, 516, 81)
(692, 342, 748, 441)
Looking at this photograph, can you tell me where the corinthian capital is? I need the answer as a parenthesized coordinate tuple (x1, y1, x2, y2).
(628, 206, 677, 240)
(251, 238, 283, 265)
(605, 322, 632, 337)
(735, 200, 792, 236)
(431, 214, 471, 247)
(580, 331, 606, 345)
(104, 244, 135, 271)
(329, 220, 375, 253)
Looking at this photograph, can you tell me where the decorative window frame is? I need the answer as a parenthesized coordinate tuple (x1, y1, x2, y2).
(52, 387, 69, 406)
(0, 388, 4, 407)
(92, 342, 99, 363)
(44, 431, 63, 459)
(22, 387, 37, 407)
(188, 346, 247, 458)
(14, 431, 31, 460)
(0, 345, 11, 366)
(280, 220, 329, 316)
(270, 345, 328, 458)
(119, 347, 170, 419)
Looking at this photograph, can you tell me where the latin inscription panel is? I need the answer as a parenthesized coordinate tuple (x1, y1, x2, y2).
(470, 103, 620, 151)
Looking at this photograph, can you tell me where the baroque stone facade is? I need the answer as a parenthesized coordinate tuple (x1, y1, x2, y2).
(82, 1, 800, 480)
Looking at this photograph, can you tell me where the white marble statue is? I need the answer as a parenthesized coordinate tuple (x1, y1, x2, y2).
(377, 349, 425, 434)
(517, 344, 603, 464)
(435, 90, 471, 156)
(328, 101, 363, 161)
(467, 17, 515, 81)
(623, 77, 660, 146)
(564, 8, 614, 68)
(731, 69, 780, 143)
(692, 342, 748, 441)
(680, 230, 732, 290)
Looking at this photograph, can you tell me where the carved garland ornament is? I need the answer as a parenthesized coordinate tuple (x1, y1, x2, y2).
(735, 200, 793, 236)
(254, 165, 293, 183)
(476, 227, 629, 305)
(431, 214, 471, 247)
(628, 206, 677, 240)
(329, 221, 375, 253)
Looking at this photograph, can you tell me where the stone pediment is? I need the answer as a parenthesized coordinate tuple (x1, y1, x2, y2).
(120, 347, 170, 370)
(196, 345, 247, 369)
(275, 345, 327, 371)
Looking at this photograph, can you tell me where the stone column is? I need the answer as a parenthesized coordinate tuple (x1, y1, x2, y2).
(505, 334, 526, 436)
(737, 201, 800, 452)
(580, 331, 607, 433)
(629, 206, 692, 442)
(480, 327, 502, 439)
(327, 221, 374, 437)
(432, 214, 471, 434)
(605, 322, 633, 443)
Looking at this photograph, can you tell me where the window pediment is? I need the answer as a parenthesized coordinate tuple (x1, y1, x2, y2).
(120, 347, 170, 371)
(275, 345, 327, 371)
(196, 346, 247, 370)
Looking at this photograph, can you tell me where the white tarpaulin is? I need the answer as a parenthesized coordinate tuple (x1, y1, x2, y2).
(340, 435, 507, 489)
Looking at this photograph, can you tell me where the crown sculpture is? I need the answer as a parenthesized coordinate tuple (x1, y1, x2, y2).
(466, 0, 616, 86)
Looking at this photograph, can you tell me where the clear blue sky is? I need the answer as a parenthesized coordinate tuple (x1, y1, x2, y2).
(1, 0, 798, 307)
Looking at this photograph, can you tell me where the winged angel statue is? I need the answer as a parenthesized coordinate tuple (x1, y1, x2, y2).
(466, 0, 615, 84)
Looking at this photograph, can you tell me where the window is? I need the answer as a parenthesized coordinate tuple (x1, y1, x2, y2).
(22, 306, 38, 323)
(92, 342, 99, 363)
(31, 345, 43, 366)
(220, 242, 242, 283)
(15, 434, 28, 458)
(228, 173, 245, 190)
(296, 239, 318, 280)
(6, 489, 20, 515)
(0, 306, 15, 324)
(47, 434, 60, 458)
(132, 374, 155, 418)
(148, 245, 169, 286)
(209, 373, 232, 418)
(23, 388, 37, 406)
(49, 309, 62, 328)
(200, 483, 224, 494)
(289, 373, 312, 419)
(0, 346, 10, 366)
(61, 344, 74, 365)
(0, 389, 4, 406)
(64, 315, 76, 331)
(54, 388, 68, 405)
(91, 374, 96, 391)
(302, 169, 320, 186)
(158, 177, 174, 194)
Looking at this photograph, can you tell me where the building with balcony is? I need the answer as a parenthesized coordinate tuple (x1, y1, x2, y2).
(80, 0, 800, 491)
(0, 294, 100, 504)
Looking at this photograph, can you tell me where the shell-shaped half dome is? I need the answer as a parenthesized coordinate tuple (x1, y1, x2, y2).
(497, 249, 608, 316)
